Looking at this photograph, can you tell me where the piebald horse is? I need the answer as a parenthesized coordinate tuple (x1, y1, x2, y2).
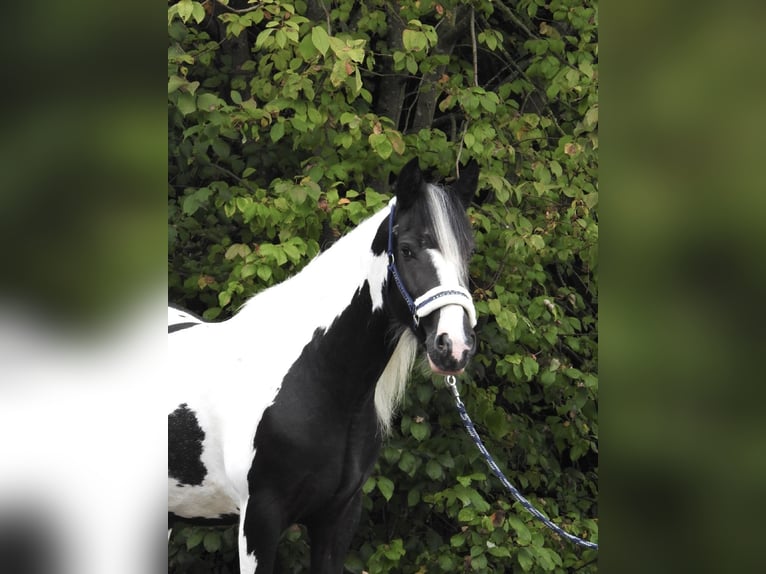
(168, 158, 479, 573)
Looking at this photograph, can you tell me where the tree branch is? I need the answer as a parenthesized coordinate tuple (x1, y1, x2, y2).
(410, 5, 472, 133)
(470, 7, 478, 87)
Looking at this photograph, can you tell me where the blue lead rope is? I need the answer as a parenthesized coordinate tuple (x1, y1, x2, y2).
(444, 376, 598, 550)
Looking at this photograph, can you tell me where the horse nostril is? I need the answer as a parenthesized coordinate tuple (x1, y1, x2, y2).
(435, 333, 452, 354)
(467, 333, 476, 351)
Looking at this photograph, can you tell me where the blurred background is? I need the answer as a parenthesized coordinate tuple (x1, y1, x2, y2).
(0, 2, 166, 574)
(0, 1, 764, 573)
(601, 1, 765, 572)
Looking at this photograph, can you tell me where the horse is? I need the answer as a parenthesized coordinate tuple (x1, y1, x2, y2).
(168, 158, 480, 574)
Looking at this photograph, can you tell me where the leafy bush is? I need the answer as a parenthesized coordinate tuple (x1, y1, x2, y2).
(168, 0, 598, 572)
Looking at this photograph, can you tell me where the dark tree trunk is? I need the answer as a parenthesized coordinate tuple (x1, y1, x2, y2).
(410, 6, 472, 133)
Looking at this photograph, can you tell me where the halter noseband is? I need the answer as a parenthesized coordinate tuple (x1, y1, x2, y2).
(386, 198, 477, 330)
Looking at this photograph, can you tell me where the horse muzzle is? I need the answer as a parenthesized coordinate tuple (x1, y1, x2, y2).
(424, 304, 477, 375)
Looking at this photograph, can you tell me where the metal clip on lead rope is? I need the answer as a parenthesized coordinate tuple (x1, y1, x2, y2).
(444, 375, 598, 550)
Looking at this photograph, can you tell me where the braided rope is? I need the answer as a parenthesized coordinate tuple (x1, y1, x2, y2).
(444, 376, 598, 550)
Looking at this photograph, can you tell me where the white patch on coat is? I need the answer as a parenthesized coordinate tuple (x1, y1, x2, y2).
(238, 507, 257, 574)
(425, 244, 473, 363)
(168, 205, 399, 520)
(436, 304, 473, 362)
(168, 307, 201, 326)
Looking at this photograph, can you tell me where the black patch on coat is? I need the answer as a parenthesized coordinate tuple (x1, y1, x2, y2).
(168, 403, 207, 486)
(168, 321, 201, 333)
(0, 509, 58, 574)
(168, 512, 238, 528)
(244, 281, 397, 553)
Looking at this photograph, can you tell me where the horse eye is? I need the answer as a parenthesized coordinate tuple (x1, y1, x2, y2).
(400, 245, 414, 259)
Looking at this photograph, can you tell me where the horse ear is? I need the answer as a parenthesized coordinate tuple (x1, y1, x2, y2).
(453, 160, 480, 209)
(394, 157, 424, 209)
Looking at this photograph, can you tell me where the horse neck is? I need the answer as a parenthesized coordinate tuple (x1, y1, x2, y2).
(232, 205, 415, 430)
(235, 207, 390, 321)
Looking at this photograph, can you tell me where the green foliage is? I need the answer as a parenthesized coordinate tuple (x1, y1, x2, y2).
(168, 0, 598, 572)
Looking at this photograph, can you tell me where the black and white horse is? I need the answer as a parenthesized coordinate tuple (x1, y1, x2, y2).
(168, 158, 480, 573)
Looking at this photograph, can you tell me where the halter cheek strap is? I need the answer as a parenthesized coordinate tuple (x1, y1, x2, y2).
(386, 198, 477, 329)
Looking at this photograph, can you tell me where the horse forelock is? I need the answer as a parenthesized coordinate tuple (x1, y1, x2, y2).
(421, 183, 474, 286)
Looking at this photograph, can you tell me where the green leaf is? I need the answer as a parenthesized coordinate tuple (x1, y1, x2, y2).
(496, 309, 518, 334)
(584, 191, 599, 209)
(398, 451, 417, 475)
(508, 515, 532, 545)
(211, 139, 230, 160)
(270, 120, 285, 142)
(402, 29, 427, 52)
(362, 476, 376, 494)
(197, 93, 220, 111)
(457, 506, 476, 522)
(528, 235, 545, 250)
(202, 307, 221, 321)
(584, 105, 599, 130)
(388, 130, 406, 155)
(240, 264, 257, 279)
(517, 547, 533, 572)
(410, 420, 428, 441)
(287, 185, 307, 205)
(275, 29, 287, 49)
(181, 187, 212, 216)
(369, 133, 393, 159)
(377, 476, 394, 501)
(570, 441, 588, 461)
(191, 1, 205, 24)
(405, 54, 418, 75)
(487, 545, 511, 558)
(471, 553, 488, 570)
(176, 0, 193, 23)
(223, 243, 253, 260)
(256, 265, 272, 282)
(425, 459, 443, 480)
(296, 34, 315, 59)
(522, 356, 540, 379)
(255, 29, 273, 50)
(438, 554, 455, 570)
(176, 92, 196, 116)
(185, 529, 204, 550)
(203, 531, 221, 553)
(327, 35, 348, 58)
(540, 370, 556, 385)
(282, 241, 303, 262)
(450, 532, 466, 548)
(168, 75, 186, 94)
(480, 94, 497, 113)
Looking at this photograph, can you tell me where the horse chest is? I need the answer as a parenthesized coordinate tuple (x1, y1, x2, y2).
(250, 396, 381, 519)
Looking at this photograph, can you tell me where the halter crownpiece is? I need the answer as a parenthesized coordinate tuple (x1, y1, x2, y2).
(386, 198, 477, 329)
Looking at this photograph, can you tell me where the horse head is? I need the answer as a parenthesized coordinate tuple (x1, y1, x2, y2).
(387, 158, 479, 375)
